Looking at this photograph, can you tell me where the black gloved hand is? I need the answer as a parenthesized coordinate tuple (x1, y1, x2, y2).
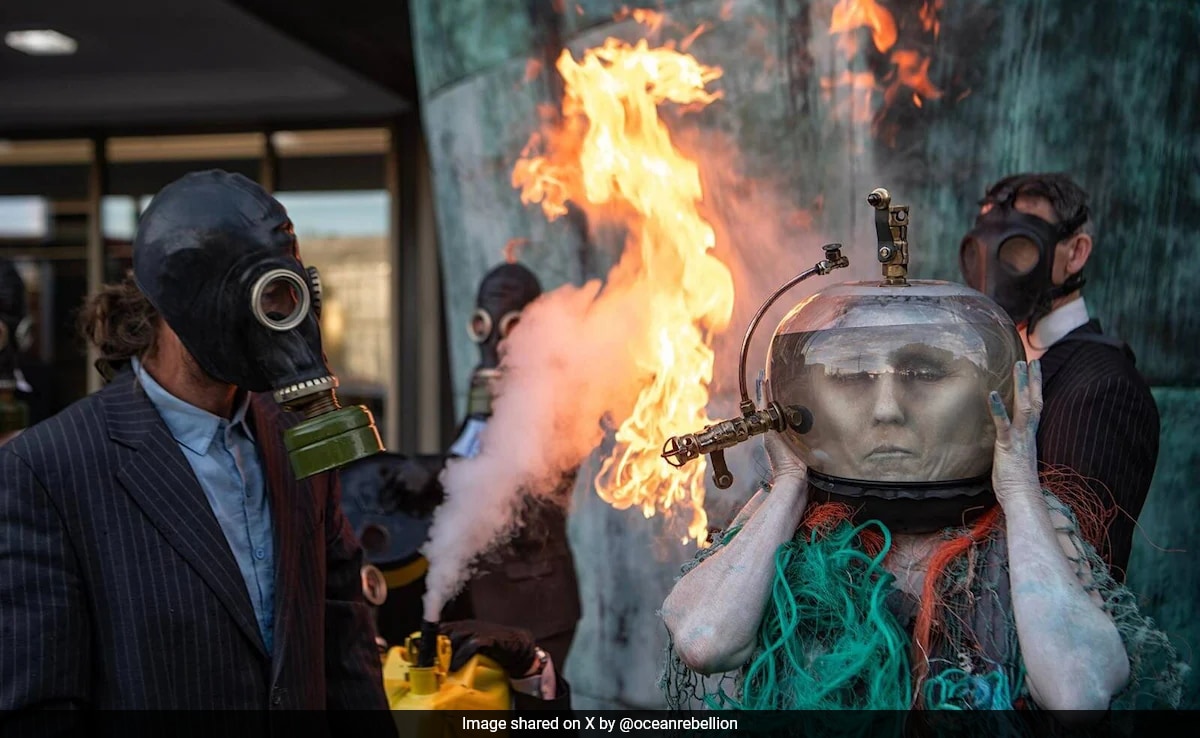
(439, 619, 540, 676)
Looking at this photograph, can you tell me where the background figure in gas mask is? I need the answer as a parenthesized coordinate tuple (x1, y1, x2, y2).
(373, 263, 582, 662)
(346, 262, 580, 681)
(959, 173, 1159, 581)
(0, 258, 31, 445)
(450, 262, 581, 670)
(661, 279, 1183, 714)
(0, 170, 393, 720)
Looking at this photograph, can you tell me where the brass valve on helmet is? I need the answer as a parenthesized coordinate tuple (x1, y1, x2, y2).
(869, 187, 910, 286)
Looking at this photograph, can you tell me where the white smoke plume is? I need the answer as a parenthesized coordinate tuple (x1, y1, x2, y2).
(420, 260, 652, 621)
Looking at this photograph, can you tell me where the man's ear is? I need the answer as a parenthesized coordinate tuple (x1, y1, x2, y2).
(1063, 233, 1093, 277)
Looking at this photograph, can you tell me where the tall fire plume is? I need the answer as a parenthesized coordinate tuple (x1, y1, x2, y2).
(514, 38, 733, 545)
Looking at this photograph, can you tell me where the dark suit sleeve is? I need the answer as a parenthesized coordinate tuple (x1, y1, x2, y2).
(514, 678, 572, 711)
(1037, 374, 1160, 578)
(322, 471, 392, 714)
(0, 448, 91, 718)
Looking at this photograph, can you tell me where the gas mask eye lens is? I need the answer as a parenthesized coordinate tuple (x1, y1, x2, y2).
(262, 283, 297, 320)
(959, 238, 984, 286)
(251, 268, 311, 331)
(498, 311, 522, 339)
(998, 236, 1039, 275)
(468, 310, 492, 343)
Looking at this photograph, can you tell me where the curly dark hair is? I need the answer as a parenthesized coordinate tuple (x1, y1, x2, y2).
(981, 172, 1091, 235)
(77, 275, 160, 381)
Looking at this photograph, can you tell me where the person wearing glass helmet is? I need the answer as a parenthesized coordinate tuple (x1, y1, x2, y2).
(0, 170, 399, 721)
(662, 213, 1182, 713)
(959, 173, 1159, 581)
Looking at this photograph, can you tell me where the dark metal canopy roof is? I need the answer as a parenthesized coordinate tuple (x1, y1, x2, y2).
(0, 0, 415, 138)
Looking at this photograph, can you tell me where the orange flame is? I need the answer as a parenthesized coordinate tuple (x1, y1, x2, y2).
(503, 237, 528, 263)
(512, 37, 731, 544)
(830, 0, 897, 53)
(615, 6, 667, 33)
(920, 0, 944, 39)
(824, 0, 951, 136)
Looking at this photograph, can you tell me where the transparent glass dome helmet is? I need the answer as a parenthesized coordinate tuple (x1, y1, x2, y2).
(765, 280, 1022, 486)
(662, 188, 1024, 531)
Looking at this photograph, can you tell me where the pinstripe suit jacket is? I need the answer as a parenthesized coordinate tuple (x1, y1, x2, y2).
(0, 369, 391, 720)
(1037, 320, 1160, 582)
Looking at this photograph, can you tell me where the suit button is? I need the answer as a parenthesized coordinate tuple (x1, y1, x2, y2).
(271, 687, 284, 706)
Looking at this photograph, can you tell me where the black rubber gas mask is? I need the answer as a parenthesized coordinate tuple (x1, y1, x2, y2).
(959, 201, 1084, 334)
(464, 263, 541, 417)
(132, 170, 383, 478)
(0, 259, 31, 435)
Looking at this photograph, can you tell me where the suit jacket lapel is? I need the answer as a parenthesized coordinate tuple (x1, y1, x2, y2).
(104, 370, 267, 657)
(249, 395, 305, 679)
(1039, 320, 1102, 391)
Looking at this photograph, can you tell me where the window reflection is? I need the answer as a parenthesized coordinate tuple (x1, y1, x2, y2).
(0, 197, 48, 237)
(101, 197, 138, 241)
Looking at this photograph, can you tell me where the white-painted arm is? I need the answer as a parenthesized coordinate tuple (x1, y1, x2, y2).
(1006, 496, 1129, 713)
(661, 433, 808, 674)
(990, 360, 1129, 715)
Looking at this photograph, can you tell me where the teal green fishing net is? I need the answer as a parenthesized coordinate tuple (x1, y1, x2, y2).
(660, 490, 1186, 721)
(732, 518, 913, 710)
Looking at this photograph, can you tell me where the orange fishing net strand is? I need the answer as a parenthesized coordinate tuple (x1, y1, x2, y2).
(1038, 463, 1117, 555)
(800, 501, 885, 557)
(910, 504, 1002, 705)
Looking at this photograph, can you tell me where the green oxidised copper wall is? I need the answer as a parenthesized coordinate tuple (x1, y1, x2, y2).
(409, 0, 1199, 708)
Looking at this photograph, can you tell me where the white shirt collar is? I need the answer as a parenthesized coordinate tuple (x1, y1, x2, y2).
(1022, 296, 1090, 360)
(448, 416, 487, 458)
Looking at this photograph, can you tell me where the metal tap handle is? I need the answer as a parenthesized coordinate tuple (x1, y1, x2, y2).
(709, 450, 734, 489)
(664, 243, 845, 489)
(869, 187, 909, 284)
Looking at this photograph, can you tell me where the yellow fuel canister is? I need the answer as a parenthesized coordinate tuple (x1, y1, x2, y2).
(386, 631, 512, 737)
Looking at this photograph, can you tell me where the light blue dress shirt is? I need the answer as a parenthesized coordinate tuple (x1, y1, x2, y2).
(132, 357, 276, 653)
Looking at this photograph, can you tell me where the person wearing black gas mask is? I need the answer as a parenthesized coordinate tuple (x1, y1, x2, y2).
(959, 172, 1160, 581)
(0, 170, 397, 724)
(369, 262, 581, 676)
(451, 262, 544, 455)
(450, 262, 582, 673)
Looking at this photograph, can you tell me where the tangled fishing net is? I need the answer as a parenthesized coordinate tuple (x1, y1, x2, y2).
(660, 487, 1185, 730)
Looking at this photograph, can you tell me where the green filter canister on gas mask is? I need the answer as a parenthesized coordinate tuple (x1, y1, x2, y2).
(277, 376, 384, 479)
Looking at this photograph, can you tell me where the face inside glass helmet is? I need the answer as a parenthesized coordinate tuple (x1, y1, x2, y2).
(766, 280, 1022, 487)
